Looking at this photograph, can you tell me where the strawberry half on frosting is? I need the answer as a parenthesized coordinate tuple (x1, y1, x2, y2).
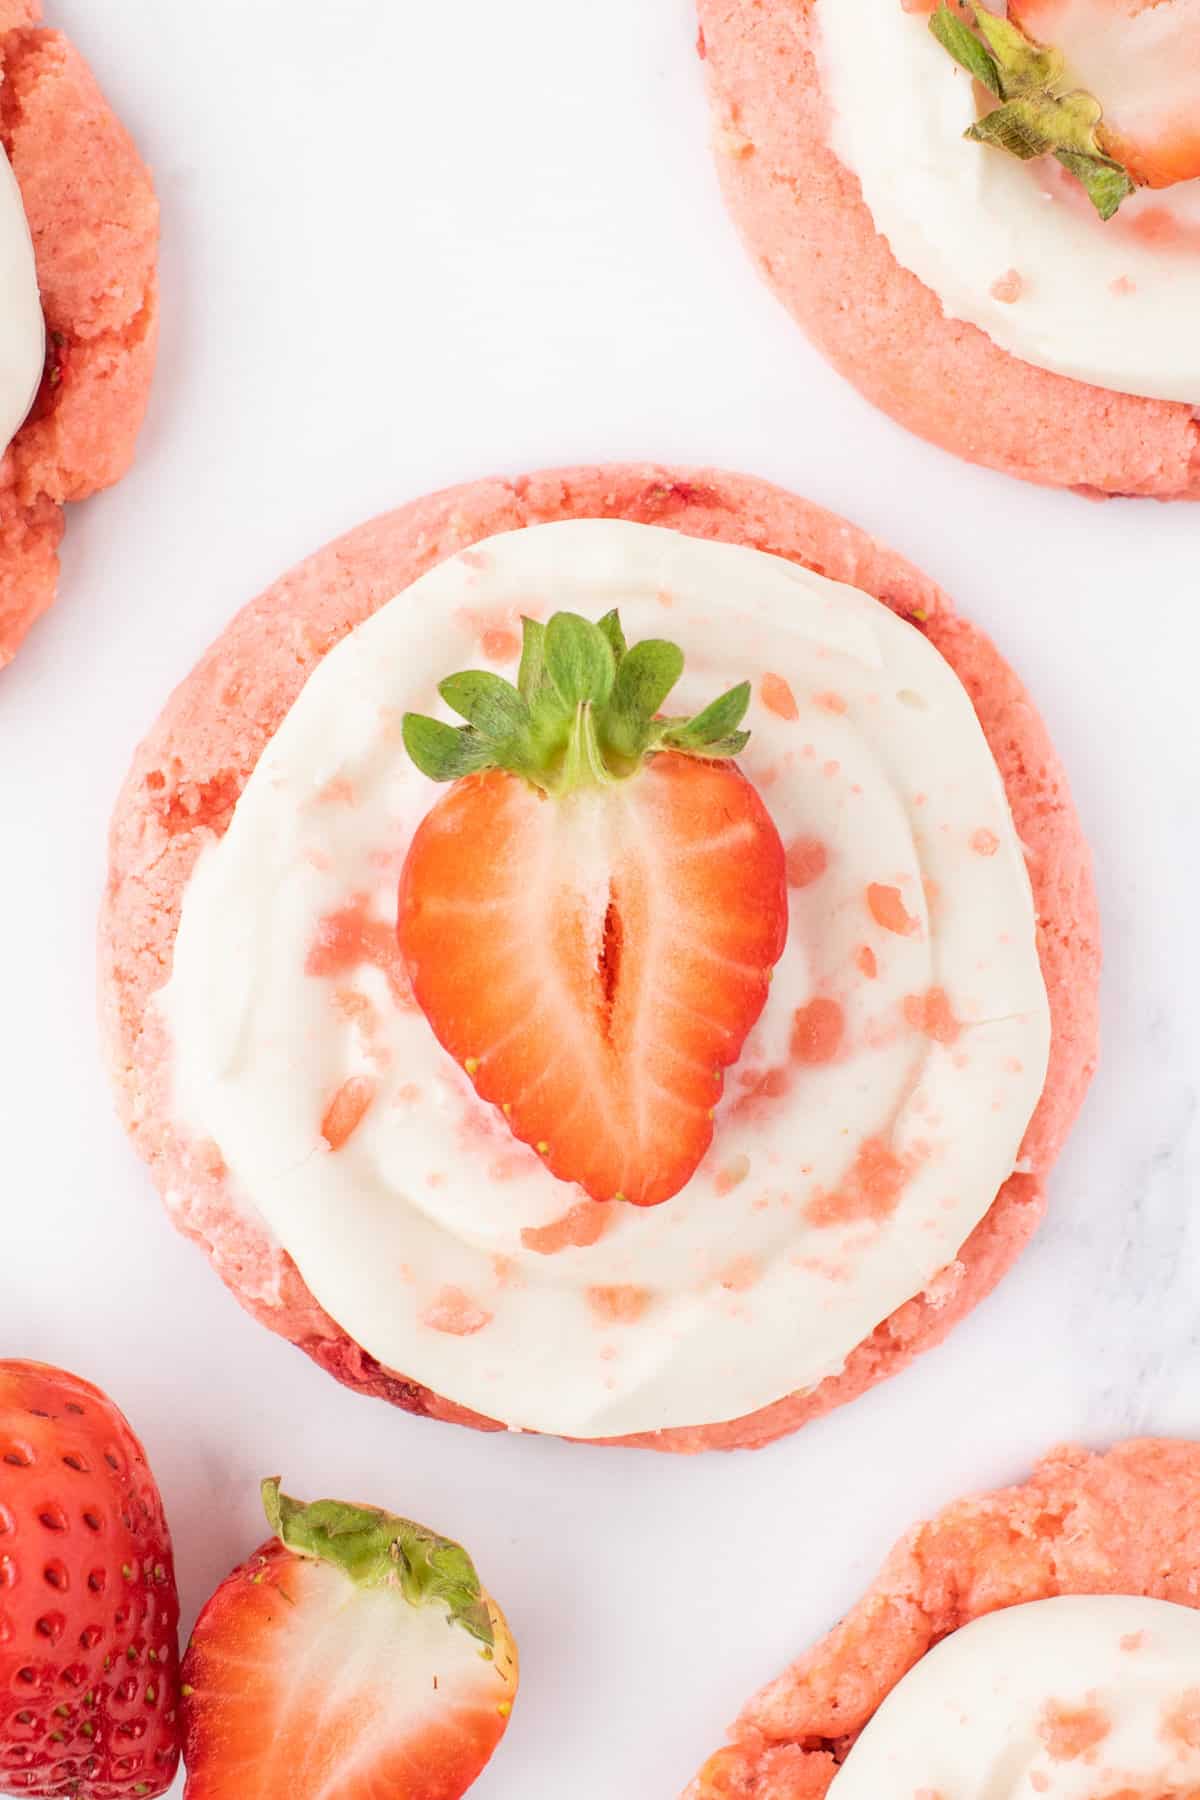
(398, 610, 789, 1209)
(930, 0, 1200, 214)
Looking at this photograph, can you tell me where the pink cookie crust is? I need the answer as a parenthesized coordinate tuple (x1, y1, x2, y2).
(687, 1437, 1200, 1796)
(696, 0, 1200, 499)
(0, 0, 159, 668)
(101, 464, 1100, 1453)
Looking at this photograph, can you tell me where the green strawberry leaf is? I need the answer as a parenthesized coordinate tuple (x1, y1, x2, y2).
(262, 1478, 495, 1648)
(402, 715, 494, 782)
(1055, 147, 1135, 222)
(662, 681, 752, 752)
(596, 609, 628, 664)
(438, 671, 530, 742)
(928, 4, 1002, 98)
(545, 612, 617, 709)
(517, 617, 547, 703)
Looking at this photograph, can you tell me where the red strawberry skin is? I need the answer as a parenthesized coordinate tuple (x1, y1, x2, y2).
(0, 1363, 181, 1799)
(398, 751, 789, 1208)
(182, 1534, 516, 1800)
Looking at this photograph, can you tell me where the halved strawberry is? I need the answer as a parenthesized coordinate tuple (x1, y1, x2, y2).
(181, 1482, 517, 1800)
(397, 610, 789, 1209)
(1008, 0, 1200, 187)
(0, 1361, 182, 1799)
(928, 1, 1139, 216)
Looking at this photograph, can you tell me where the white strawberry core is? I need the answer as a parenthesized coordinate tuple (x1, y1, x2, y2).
(828, 1596, 1200, 1798)
(160, 522, 1050, 1438)
(817, 0, 1200, 403)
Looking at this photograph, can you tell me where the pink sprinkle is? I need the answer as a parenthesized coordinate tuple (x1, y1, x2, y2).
(422, 1286, 493, 1337)
(785, 836, 829, 889)
(761, 672, 799, 720)
(990, 268, 1025, 304)
(320, 1076, 376, 1150)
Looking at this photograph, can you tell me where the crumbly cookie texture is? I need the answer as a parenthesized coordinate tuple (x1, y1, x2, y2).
(687, 1438, 1200, 1796)
(0, 2, 159, 665)
(101, 465, 1099, 1451)
(696, 0, 1200, 498)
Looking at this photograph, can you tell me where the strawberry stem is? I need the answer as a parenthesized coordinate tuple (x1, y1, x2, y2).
(403, 610, 752, 795)
(929, 0, 1135, 219)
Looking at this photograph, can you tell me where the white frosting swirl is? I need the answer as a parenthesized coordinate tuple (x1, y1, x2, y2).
(0, 143, 42, 453)
(829, 1596, 1200, 1798)
(160, 521, 1049, 1437)
(817, 0, 1200, 403)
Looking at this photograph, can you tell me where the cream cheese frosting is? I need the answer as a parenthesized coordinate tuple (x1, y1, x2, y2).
(159, 520, 1050, 1438)
(817, 0, 1200, 403)
(828, 1595, 1200, 1798)
(0, 141, 42, 453)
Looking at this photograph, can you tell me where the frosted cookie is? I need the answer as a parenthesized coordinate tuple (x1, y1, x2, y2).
(102, 465, 1098, 1452)
(689, 1438, 1200, 1797)
(0, 0, 158, 667)
(697, 0, 1200, 497)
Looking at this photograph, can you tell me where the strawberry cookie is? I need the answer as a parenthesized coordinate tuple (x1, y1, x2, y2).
(697, 0, 1200, 497)
(101, 465, 1098, 1451)
(0, 0, 158, 667)
(689, 1438, 1200, 1798)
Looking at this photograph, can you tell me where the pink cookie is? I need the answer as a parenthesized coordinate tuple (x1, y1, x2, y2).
(101, 464, 1099, 1453)
(687, 1437, 1200, 1797)
(0, 0, 159, 667)
(696, 0, 1200, 499)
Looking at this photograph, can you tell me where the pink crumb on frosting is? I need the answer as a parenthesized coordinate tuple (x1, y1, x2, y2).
(588, 1285, 652, 1325)
(520, 1202, 614, 1254)
(1162, 1688, 1200, 1751)
(903, 988, 961, 1046)
(785, 836, 829, 889)
(990, 269, 1026, 304)
(791, 997, 845, 1065)
(421, 1287, 493, 1337)
(306, 895, 414, 1009)
(971, 828, 1000, 856)
(1037, 1698, 1112, 1761)
(761, 672, 799, 719)
(319, 1076, 376, 1151)
(807, 1138, 914, 1227)
(867, 883, 921, 937)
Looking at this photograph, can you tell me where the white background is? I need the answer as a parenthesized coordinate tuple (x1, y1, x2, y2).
(2, 2, 1199, 1795)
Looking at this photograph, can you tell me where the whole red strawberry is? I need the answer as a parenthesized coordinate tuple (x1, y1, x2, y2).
(182, 1480, 518, 1800)
(398, 609, 789, 1208)
(0, 1363, 181, 1799)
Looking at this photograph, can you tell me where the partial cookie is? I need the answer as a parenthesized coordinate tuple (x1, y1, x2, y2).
(102, 465, 1099, 1452)
(688, 1438, 1200, 1796)
(0, 2, 159, 666)
(696, 0, 1200, 498)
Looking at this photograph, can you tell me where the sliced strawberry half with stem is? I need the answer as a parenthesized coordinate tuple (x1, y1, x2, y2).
(181, 1481, 517, 1800)
(1008, 0, 1200, 188)
(397, 610, 789, 1209)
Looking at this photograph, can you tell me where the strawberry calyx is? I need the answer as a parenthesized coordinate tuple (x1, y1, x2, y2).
(929, 1, 1135, 220)
(261, 1479, 494, 1647)
(402, 609, 752, 796)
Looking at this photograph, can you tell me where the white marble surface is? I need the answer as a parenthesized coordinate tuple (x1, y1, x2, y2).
(1, 2, 1198, 1796)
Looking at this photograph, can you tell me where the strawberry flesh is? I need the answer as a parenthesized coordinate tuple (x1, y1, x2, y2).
(398, 752, 789, 1208)
(0, 1362, 181, 1799)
